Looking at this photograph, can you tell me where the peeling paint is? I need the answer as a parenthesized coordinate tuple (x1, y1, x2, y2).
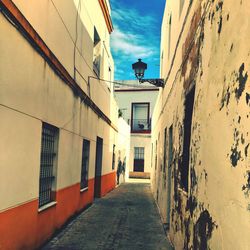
(246, 93, 250, 105)
(218, 16, 222, 34)
(235, 63, 248, 100)
(242, 171, 250, 198)
(193, 210, 217, 250)
(230, 148, 241, 167)
(245, 144, 249, 157)
(186, 196, 198, 217)
(230, 129, 242, 167)
(220, 87, 230, 110)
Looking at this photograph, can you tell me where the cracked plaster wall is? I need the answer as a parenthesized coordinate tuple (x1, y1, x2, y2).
(151, 0, 250, 249)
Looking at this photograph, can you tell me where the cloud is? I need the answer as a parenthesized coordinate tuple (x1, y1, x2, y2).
(111, 6, 157, 32)
(111, 27, 156, 59)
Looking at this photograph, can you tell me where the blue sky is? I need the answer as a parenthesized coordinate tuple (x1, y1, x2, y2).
(110, 0, 166, 80)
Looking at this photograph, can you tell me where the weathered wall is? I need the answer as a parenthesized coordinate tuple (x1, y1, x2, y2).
(152, 0, 250, 249)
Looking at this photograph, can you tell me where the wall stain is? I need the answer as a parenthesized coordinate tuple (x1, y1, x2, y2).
(230, 43, 234, 52)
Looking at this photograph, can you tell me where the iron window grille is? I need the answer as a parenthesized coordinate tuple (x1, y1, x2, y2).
(39, 123, 58, 208)
(80, 139, 90, 190)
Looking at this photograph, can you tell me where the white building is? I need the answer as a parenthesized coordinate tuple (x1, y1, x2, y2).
(115, 80, 159, 179)
(0, 1, 129, 249)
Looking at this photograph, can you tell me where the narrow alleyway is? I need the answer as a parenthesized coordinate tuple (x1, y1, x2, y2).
(42, 181, 173, 250)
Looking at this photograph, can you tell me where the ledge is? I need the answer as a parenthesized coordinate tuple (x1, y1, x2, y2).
(38, 201, 57, 213)
(80, 187, 88, 193)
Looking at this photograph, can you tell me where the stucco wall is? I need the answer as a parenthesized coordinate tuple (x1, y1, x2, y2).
(152, 0, 250, 249)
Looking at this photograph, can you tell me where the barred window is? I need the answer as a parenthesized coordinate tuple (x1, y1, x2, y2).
(80, 139, 90, 190)
(39, 123, 58, 208)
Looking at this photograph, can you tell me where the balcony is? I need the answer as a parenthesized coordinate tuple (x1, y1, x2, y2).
(131, 119, 151, 133)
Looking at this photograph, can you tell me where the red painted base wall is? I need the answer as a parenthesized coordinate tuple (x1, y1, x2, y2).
(0, 172, 116, 250)
(100, 171, 116, 197)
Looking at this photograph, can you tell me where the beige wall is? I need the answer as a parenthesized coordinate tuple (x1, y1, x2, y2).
(152, 0, 250, 249)
(0, 106, 41, 211)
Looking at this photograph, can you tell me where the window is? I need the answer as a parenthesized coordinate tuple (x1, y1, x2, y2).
(112, 144, 116, 170)
(134, 147, 145, 172)
(93, 27, 101, 77)
(39, 123, 58, 208)
(168, 14, 172, 59)
(181, 86, 195, 192)
(168, 126, 174, 167)
(166, 125, 173, 226)
(131, 103, 150, 132)
(134, 147, 144, 160)
(155, 140, 158, 170)
(163, 127, 167, 173)
(179, 0, 185, 17)
(80, 139, 90, 190)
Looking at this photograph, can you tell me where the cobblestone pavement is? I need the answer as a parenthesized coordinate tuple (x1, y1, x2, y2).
(42, 182, 173, 250)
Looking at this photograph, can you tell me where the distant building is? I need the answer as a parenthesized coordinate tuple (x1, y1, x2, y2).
(151, 0, 250, 249)
(0, 1, 129, 249)
(115, 80, 159, 179)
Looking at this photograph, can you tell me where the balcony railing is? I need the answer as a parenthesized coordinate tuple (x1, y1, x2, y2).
(131, 119, 151, 132)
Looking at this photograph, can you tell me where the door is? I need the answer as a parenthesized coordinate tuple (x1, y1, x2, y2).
(166, 126, 173, 227)
(94, 137, 103, 198)
(133, 147, 144, 172)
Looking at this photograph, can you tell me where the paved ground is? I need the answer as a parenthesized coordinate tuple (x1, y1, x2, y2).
(42, 181, 173, 250)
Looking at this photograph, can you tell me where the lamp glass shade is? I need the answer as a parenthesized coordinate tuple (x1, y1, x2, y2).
(132, 59, 147, 80)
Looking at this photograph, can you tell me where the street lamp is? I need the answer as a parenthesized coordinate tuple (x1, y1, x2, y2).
(132, 59, 164, 87)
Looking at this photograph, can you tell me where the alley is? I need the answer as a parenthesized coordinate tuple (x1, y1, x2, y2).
(42, 182, 173, 250)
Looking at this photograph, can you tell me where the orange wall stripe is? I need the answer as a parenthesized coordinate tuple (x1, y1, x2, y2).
(0, 0, 117, 132)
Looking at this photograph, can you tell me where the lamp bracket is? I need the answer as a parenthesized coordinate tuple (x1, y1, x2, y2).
(139, 78, 164, 87)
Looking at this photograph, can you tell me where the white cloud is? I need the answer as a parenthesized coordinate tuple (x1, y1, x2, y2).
(111, 7, 157, 32)
(111, 27, 156, 59)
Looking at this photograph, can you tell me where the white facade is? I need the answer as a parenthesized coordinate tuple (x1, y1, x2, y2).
(115, 80, 159, 178)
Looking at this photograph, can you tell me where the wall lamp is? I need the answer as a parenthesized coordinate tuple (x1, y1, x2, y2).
(132, 59, 164, 87)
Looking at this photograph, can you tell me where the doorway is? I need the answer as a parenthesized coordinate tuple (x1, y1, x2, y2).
(166, 125, 173, 227)
(181, 86, 196, 192)
(133, 147, 144, 172)
(94, 137, 103, 198)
